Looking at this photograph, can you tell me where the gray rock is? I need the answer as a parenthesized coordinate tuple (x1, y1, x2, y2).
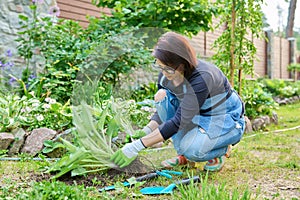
(252, 117, 265, 131)
(0, 132, 14, 150)
(244, 116, 253, 133)
(271, 111, 278, 125)
(21, 128, 56, 156)
(8, 128, 26, 155)
(261, 115, 271, 126)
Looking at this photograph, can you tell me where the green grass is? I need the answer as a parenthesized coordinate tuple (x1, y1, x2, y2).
(1, 103, 300, 199)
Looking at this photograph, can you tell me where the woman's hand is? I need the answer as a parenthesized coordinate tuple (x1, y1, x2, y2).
(110, 139, 145, 168)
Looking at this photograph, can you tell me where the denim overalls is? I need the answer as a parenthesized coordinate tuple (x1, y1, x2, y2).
(155, 78, 245, 162)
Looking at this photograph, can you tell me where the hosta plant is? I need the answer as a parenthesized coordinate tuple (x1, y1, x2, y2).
(0, 91, 72, 132)
(45, 98, 134, 179)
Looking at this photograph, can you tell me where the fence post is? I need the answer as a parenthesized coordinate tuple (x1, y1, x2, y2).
(287, 37, 296, 80)
(266, 30, 274, 79)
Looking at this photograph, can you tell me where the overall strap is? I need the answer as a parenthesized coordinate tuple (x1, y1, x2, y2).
(200, 89, 233, 114)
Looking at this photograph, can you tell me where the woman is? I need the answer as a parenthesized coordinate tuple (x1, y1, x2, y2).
(111, 32, 245, 171)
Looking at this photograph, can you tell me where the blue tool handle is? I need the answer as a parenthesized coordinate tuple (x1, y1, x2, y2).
(135, 172, 158, 182)
(161, 170, 183, 175)
(175, 176, 200, 185)
(156, 170, 173, 179)
(101, 181, 130, 191)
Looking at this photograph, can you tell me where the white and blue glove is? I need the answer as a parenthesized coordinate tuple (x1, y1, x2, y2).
(111, 139, 146, 168)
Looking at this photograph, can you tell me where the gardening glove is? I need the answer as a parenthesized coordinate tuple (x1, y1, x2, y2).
(111, 139, 146, 168)
(131, 126, 152, 139)
(124, 126, 152, 143)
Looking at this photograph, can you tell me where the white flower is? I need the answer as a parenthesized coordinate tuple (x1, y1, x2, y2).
(45, 97, 51, 102)
(49, 98, 56, 104)
(141, 106, 150, 112)
(25, 107, 32, 112)
(36, 115, 44, 121)
(32, 103, 40, 108)
(42, 104, 51, 109)
(29, 91, 35, 96)
(128, 100, 135, 104)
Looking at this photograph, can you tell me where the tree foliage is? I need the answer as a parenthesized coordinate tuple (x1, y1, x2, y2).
(91, 0, 217, 37)
(212, 0, 265, 94)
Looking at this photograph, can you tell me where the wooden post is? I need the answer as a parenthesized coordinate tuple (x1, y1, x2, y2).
(288, 37, 296, 81)
(266, 30, 274, 79)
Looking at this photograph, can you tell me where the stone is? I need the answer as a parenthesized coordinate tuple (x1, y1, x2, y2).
(8, 128, 26, 155)
(292, 96, 299, 102)
(252, 117, 265, 131)
(8, 3, 24, 13)
(270, 111, 278, 125)
(21, 128, 57, 156)
(0, 132, 14, 150)
(8, 13, 23, 29)
(261, 115, 271, 126)
(244, 116, 253, 133)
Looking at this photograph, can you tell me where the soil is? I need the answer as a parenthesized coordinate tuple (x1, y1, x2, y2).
(31, 158, 155, 188)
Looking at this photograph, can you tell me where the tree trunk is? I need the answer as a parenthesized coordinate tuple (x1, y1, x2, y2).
(286, 0, 297, 38)
(229, 0, 236, 87)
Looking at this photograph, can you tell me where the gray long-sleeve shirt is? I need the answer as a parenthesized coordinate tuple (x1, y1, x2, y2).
(151, 60, 231, 140)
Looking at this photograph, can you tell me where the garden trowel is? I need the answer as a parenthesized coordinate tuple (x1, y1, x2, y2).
(139, 176, 200, 195)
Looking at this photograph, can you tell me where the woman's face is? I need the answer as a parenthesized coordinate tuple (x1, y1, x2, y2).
(155, 59, 183, 80)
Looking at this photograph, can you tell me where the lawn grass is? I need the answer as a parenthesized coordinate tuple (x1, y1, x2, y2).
(0, 103, 300, 199)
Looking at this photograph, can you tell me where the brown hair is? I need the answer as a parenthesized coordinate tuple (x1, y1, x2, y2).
(153, 32, 198, 78)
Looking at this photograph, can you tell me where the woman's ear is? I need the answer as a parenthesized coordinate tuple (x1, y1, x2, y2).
(178, 64, 185, 72)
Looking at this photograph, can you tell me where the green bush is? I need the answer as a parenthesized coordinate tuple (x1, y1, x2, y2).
(0, 92, 72, 132)
(15, 2, 153, 104)
(129, 82, 157, 102)
(242, 80, 279, 119)
(260, 79, 299, 98)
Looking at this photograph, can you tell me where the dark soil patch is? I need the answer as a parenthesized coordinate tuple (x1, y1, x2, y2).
(31, 158, 155, 188)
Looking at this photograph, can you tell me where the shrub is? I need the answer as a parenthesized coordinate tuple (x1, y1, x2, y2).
(242, 80, 279, 119)
(15, 2, 153, 103)
(0, 92, 72, 132)
(260, 79, 299, 98)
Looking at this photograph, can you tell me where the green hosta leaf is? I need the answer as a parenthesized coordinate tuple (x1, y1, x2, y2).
(71, 167, 86, 177)
(42, 140, 66, 154)
(106, 118, 119, 138)
(47, 97, 136, 178)
(59, 137, 77, 153)
(50, 103, 61, 111)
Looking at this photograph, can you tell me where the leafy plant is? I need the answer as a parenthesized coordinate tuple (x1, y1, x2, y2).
(15, 2, 153, 104)
(0, 150, 8, 158)
(0, 93, 24, 132)
(288, 63, 300, 82)
(130, 82, 157, 102)
(212, 0, 265, 94)
(0, 92, 72, 132)
(92, 0, 216, 37)
(45, 98, 134, 179)
(122, 99, 154, 129)
(261, 79, 299, 98)
(242, 80, 279, 119)
(15, 181, 97, 200)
